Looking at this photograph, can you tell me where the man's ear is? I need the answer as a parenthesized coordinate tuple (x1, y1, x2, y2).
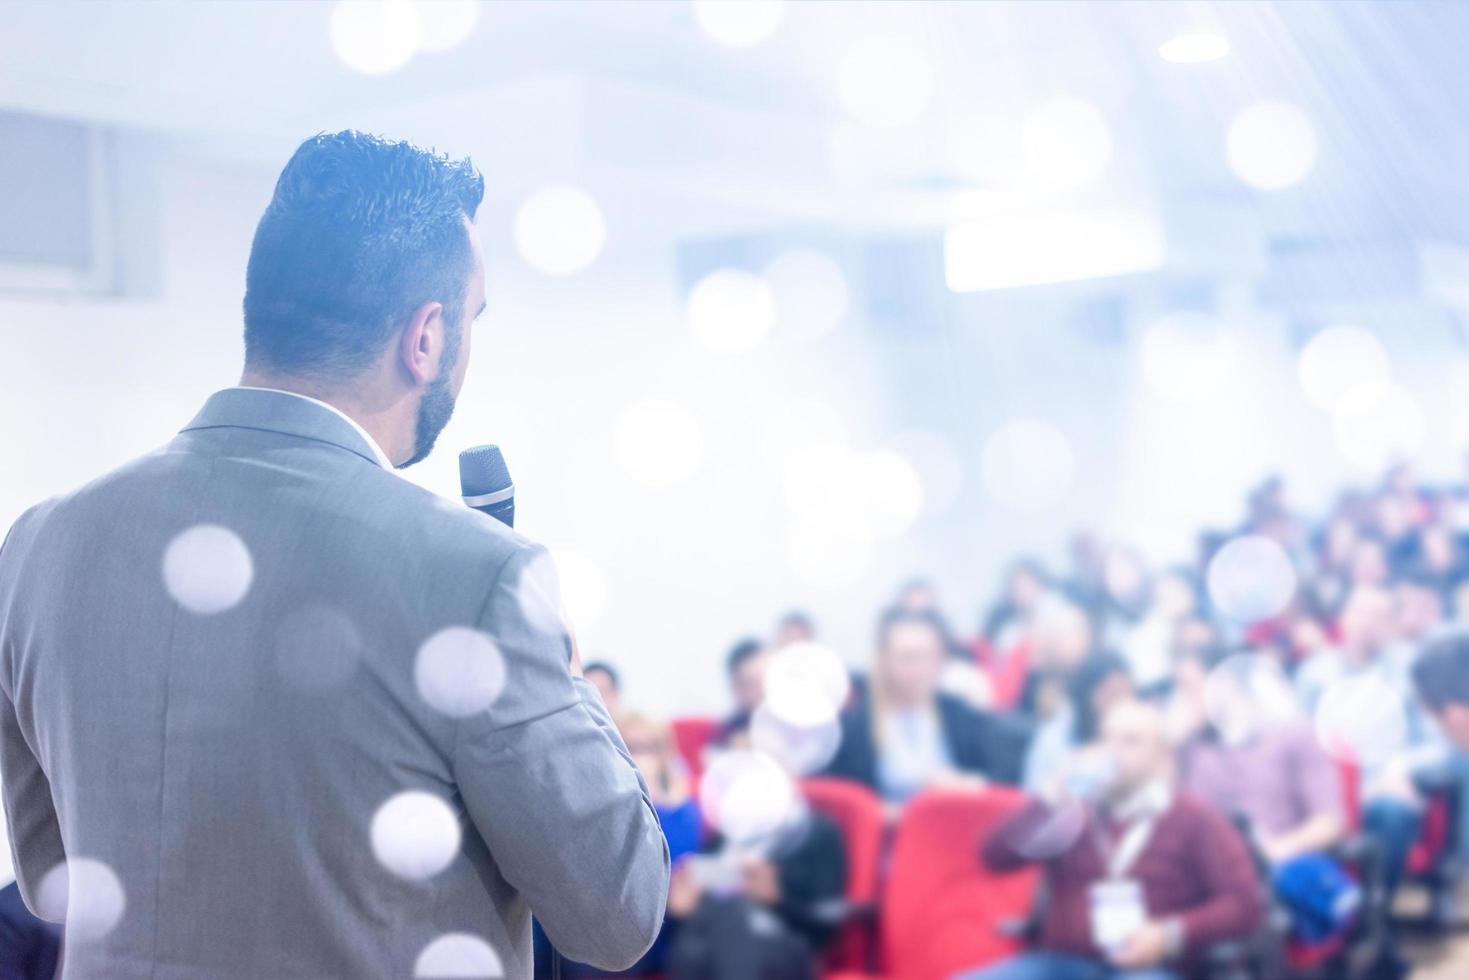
(398, 300, 445, 386)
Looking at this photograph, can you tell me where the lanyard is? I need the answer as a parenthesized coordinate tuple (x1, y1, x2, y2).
(1091, 809, 1157, 879)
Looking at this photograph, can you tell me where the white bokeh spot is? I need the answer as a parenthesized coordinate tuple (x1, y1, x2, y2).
(699, 749, 799, 843)
(415, 627, 508, 718)
(692, 0, 785, 48)
(36, 857, 126, 943)
(329, 1, 422, 75)
(980, 418, 1077, 513)
(613, 399, 703, 489)
(513, 186, 607, 276)
(1298, 326, 1391, 414)
(371, 791, 462, 881)
(1206, 535, 1298, 623)
(1228, 100, 1318, 191)
(162, 524, 254, 615)
(414, 933, 505, 978)
(688, 268, 776, 353)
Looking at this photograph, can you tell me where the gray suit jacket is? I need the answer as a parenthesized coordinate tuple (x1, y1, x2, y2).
(0, 388, 669, 978)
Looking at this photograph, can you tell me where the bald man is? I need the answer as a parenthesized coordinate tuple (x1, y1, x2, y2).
(962, 700, 1264, 980)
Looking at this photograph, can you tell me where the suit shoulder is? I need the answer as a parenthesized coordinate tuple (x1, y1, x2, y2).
(381, 473, 538, 575)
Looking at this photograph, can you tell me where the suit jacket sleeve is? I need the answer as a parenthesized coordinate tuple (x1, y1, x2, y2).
(451, 544, 670, 971)
(0, 505, 67, 918)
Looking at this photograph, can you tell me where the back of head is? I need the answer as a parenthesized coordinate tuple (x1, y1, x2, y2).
(1413, 631, 1469, 714)
(243, 131, 485, 382)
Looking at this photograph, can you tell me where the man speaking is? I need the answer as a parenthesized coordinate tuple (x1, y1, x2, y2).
(0, 132, 669, 978)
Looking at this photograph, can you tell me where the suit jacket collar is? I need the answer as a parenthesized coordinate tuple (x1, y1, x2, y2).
(181, 387, 388, 470)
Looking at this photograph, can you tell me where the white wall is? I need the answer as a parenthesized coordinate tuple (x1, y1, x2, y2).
(4, 140, 1468, 718)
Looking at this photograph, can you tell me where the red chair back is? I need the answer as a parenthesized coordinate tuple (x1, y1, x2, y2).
(879, 787, 1039, 980)
(801, 777, 886, 970)
(670, 716, 720, 783)
(1335, 757, 1362, 833)
(1407, 793, 1451, 875)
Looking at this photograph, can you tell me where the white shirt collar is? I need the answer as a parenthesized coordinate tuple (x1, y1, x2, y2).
(234, 386, 394, 470)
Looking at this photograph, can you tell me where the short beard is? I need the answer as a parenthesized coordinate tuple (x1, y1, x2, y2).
(397, 323, 463, 470)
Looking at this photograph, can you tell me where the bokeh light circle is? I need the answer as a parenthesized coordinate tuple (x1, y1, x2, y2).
(36, 858, 126, 942)
(1313, 673, 1408, 769)
(688, 269, 776, 353)
(415, 0, 479, 52)
(692, 0, 785, 48)
(613, 399, 703, 489)
(699, 749, 799, 842)
(750, 704, 842, 776)
(980, 418, 1077, 513)
(1298, 326, 1390, 413)
(415, 626, 508, 718)
(162, 524, 254, 615)
(513, 186, 606, 276)
(762, 641, 851, 727)
(329, 1, 422, 75)
(1332, 383, 1426, 472)
(414, 933, 505, 978)
(1158, 33, 1230, 64)
(371, 791, 462, 880)
(1228, 100, 1318, 191)
(1206, 535, 1298, 622)
(887, 429, 965, 515)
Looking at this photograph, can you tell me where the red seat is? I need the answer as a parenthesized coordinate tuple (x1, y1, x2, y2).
(854, 787, 1038, 980)
(670, 716, 720, 784)
(1406, 793, 1450, 876)
(802, 777, 886, 972)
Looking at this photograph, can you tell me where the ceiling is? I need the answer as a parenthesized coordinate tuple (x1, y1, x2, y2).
(2, 1, 1467, 244)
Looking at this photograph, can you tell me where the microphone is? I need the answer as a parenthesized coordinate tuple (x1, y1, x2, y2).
(459, 445, 514, 528)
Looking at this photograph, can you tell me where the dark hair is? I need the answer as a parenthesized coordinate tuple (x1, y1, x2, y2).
(777, 610, 815, 634)
(725, 637, 765, 676)
(583, 660, 620, 691)
(875, 606, 952, 653)
(1069, 651, 1132, 743)
(243, 131, 485, 380)
(1412, 632, 1469, 713)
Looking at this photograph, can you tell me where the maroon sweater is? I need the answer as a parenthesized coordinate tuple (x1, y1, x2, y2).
(983, 792, 1265, 966)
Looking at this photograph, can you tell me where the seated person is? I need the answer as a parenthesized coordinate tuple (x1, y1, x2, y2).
(718, 637, 768, 741)
(0, 880, 59, 980)
(582, 659, 623, 719)
(959, 700, 1264, 980)
(821, 607, 1031, 809)
(1411, 632, 1469, 877)
(665, 715, 846, 980)
(1023, 651, 1134, 794)
(1172, 650, 1355, 942)
(538, 711, 700, 978)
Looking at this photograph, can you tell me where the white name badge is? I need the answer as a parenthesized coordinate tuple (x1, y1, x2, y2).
(1090, 878, 1147, 953)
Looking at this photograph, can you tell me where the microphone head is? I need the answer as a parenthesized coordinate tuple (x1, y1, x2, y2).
(459, 444, 511, 497)
(459, 445, 515, 528)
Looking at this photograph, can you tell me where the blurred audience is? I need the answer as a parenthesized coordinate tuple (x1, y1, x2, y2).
(963, 700, 1265, 980)
(822, 607, 1030, 810)
(665, 713, 846, 980)
(583, 659, 622, 718)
